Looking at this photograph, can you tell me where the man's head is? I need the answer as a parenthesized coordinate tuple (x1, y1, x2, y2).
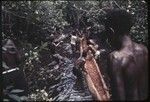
(2, 39, 17, 54)
(104, 9, 133, 35)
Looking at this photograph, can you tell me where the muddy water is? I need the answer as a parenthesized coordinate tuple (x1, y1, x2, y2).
(49, 43, 93, 101)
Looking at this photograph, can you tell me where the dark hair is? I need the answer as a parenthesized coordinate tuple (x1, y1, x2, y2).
(104, 9, 133, 34)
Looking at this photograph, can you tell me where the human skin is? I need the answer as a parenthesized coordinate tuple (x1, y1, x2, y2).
(108, 35, 148, 100)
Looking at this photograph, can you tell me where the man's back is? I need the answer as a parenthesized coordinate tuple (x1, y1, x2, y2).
(109, 39, 148, 100)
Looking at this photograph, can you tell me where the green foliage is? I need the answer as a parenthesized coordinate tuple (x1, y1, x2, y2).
(28, 89, 52, 101)
(2, 61, 9, 69)
(8, 94, 21, 102)
(10, 89, 24, 93)
(2, 0, 148, 46)
(2, 0, 148, 101)
(3, 86, 28, 101)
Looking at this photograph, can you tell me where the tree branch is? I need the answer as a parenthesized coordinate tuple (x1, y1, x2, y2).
(113, 0, 122, 9)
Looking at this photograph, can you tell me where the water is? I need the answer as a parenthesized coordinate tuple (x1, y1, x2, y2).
(48, 42, 93, 101)
(25, 37, 111, 101)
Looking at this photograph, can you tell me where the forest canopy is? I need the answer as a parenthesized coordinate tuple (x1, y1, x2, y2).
(2, 0, 148, 46)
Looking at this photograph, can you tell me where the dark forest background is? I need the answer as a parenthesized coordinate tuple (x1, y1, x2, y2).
(2, 0, 148, 101)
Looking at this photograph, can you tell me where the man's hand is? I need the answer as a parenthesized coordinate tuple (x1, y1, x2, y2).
(75, 57, 85, 68)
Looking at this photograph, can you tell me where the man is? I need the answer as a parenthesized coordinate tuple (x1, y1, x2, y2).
(2, 39, 28, 96)
(105, 9, 148, 100)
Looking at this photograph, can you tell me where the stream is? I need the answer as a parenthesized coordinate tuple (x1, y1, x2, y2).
(48, 42, 93, 101)
(26, 34, 111, 101)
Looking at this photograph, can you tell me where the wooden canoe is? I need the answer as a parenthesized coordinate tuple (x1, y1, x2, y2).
(79, 36, 110, 101)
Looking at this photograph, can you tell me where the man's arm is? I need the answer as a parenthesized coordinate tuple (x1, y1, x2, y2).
(109, 53, 125, 100)
(141, 45, 148, 99)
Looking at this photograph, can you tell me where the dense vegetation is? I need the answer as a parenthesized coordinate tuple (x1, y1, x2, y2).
(2, 0, 148, 101)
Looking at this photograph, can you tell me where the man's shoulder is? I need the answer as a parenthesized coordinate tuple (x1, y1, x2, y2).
(109, 51, 122, 64)
(109, 51, 124, 60)
(109, 51, 130, 68)
(109, 42, 148, 68)
(133, 42, 148, 55)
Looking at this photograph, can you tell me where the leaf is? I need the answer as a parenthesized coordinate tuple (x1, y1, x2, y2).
(2, 61, 9, 69)
(8, 94, 21, 102)
(40, 42, 48, 50)
(6, 85, 14, 90)
(42, 42, 48, 48)
(36, 17, 40, 21)
(3, 99, 9, 101)
(10, 89, 24, 93)
(20, 96, 28, 101)
(42, 48, 49, 50)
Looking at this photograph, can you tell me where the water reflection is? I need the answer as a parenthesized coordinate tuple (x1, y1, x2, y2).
(49, 43, 93, 101)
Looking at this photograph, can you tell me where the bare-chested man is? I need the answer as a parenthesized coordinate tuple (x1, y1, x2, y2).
(105, 9, 148, 100)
